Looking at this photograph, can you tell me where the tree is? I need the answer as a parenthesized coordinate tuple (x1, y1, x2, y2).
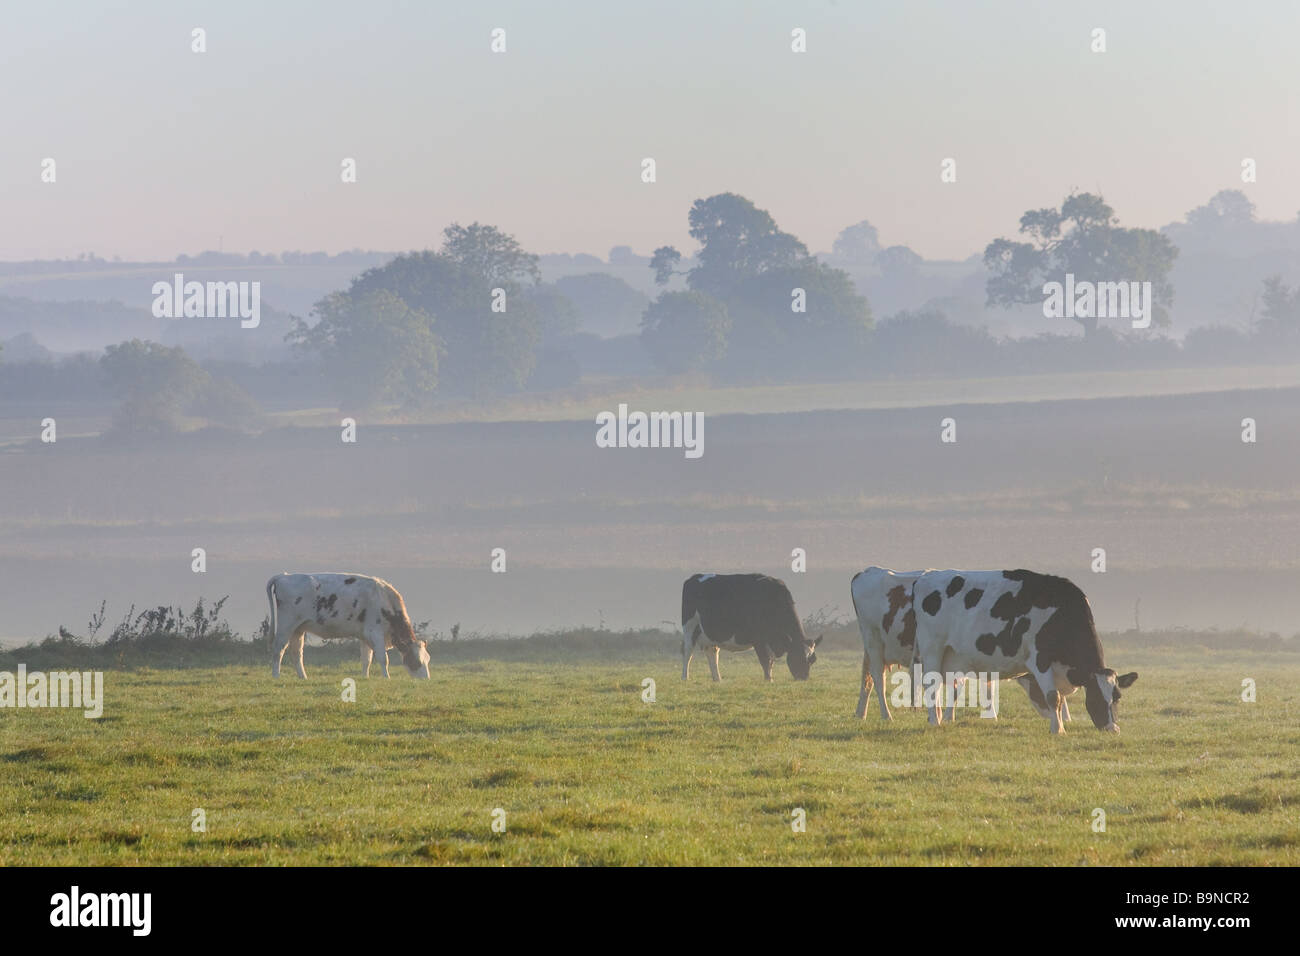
(640, 291, 731, 373)
(871, 309, 999, 375)
(723, 260, 871, 376)
(608, 245, 644, 267)
(831, 220, 882, 265)
(876, 245, 923, 277)
(1258, 276, 1300, 339)
(288, 290, 439, 410)
(1185, 190, 1256, 230)
(553, 273, 649, 337)
(983, 192, 1178, 335)
(100, 339, 209, 434)
(522, 284, 581, 342)
(340, 224, 545, 397)
(650, 246, 684, 286)
(647, 193, 871, 378)
(440, 222, 540, 286)
(189, 375, 265, 428)
(685, 193, 808, 298)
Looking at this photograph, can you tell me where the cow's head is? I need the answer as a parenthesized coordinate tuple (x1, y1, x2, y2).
(786, 634, 823, 680)
(400, 639, 431, 679)
(1076, 668, 1137, 731)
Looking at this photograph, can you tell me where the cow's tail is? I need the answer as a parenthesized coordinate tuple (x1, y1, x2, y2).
(265, 575, 278, 648)
(680, 578, 697, 655)
(849, 571, 866, 635)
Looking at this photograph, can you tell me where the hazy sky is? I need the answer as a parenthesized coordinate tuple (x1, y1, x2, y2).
(3, 0, 1297, 263)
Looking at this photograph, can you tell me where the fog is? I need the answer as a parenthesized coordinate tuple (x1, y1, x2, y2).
(3, 3, 1299, 650)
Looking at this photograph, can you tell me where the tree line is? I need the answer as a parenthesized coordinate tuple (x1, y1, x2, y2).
(4, 189, 1299, 432)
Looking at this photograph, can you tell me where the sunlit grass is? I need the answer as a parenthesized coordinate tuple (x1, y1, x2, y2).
(1, 642, 1295, 865)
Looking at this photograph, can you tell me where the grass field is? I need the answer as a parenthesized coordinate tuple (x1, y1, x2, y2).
(2, 633, 1297, 865)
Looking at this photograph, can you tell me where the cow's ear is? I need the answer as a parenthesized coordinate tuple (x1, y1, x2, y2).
(1117, 672, 1138, 688)
(1065, 667, 1088, 686)
(812, 634, 823, 648)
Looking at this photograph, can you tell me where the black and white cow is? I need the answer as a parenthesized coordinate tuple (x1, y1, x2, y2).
(681, 573, 822, 681)
(266, 572, 431, 679)
(850, 566, 923, 719)
(910, 569, 1137, 734)
(852, 566, 1075, 722)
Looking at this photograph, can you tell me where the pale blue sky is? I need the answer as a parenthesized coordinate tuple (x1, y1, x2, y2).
(3, 0, 1296, 261)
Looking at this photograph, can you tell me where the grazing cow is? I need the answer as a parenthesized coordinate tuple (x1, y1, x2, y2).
(850, 567, 923, 719)
(681, 573, 822, 681)
(266, 572, 431, 679)
(910, 569, 1136, 733)
(851, 566, 1073, 722)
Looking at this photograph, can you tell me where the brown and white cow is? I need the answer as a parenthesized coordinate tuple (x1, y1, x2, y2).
(681, 573, 822, 681)
(266, 572, 431, 679)
(910, 569, 1136, 734)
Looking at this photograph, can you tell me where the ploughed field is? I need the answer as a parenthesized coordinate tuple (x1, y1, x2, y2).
(6, 384, 1300, 638)
(1, 637, 1296, 865)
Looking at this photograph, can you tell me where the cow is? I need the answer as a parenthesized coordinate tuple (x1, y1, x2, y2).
(851, 567, 923, 719)
(910, 568, 1136, 734)
(851, 566, 1074, 722)
(266, 572, 431, 679)
(681, 573, 822, 681)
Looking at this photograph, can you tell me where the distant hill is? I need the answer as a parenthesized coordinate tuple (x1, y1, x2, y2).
(0, 251, 396, 318)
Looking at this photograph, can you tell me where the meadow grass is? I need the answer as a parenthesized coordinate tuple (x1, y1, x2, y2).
(0, 638, 1297, 865)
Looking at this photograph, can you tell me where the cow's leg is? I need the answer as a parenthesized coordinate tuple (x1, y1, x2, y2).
(290, 628, 307, 679)
(855, 652, 872, 718)
(271, 626, 291, 678)
(983, 676, 999, 720)
(1046, 688, 1064, 734)
(705, 645, 721, 682)
(873, 657, 893, 720)
(370, 634, 389, 677)
(944, 676, 960, 724)
(1061, 694, 1072, 722)
(919, 646, 945, 725)
(681, 615, 701, 681)
(1016, 674, 1053, 719)
(756, 647, 774, 682)
(367, 627, 390, 678)
(360, 640, 373, 678)
(1030, 671, 1064, 733)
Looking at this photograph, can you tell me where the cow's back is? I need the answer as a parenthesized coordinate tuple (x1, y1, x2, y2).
(851, 566, 924, 663)
(683, 573, 801, 654)
(270, 572, 395, 640)
(912, 568, 1098, 674)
